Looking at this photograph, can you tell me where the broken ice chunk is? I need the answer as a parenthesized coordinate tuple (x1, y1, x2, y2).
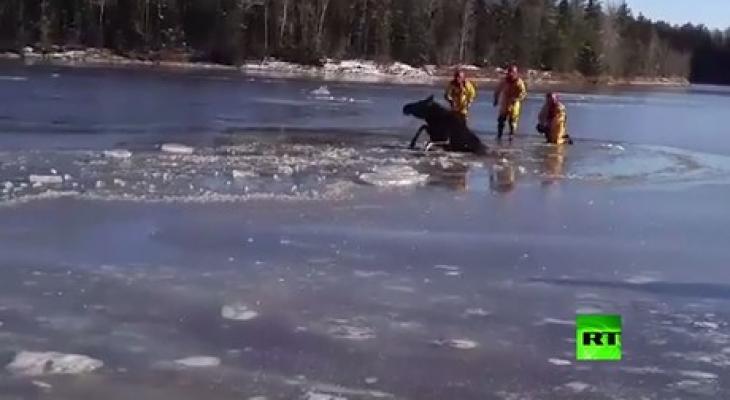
(29, 175, 63, 185)
(6, 351, 103, 377)
(221, 304, 259, 321)
(103, 149, 132, 159)
(161, 143, 194, 155)
(173, 356, 221, 368)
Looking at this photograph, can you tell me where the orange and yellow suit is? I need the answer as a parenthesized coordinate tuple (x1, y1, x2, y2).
(494, 77, 527, 136)
(445, 80, 477, 118)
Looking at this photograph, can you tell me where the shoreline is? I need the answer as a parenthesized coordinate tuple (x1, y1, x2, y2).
(0, 48, 690, 88)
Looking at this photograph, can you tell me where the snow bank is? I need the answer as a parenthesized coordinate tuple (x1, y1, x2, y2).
(323, 60, 429, 79)
(242, 59, 432, 83)
(6, 351, 103, 376)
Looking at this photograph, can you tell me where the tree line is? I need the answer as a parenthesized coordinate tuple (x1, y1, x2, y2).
(0, 0, 729, 83)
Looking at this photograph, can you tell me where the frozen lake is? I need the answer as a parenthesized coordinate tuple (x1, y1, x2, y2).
(0, 63, 729, 399)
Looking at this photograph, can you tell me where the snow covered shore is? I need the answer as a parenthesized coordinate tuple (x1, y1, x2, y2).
(0, 47, 689, 87)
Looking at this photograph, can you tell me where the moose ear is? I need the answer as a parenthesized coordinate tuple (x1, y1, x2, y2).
(427, 95, 434, 102)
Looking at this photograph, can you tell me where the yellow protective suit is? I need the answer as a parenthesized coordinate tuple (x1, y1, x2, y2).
(538, 101, 569, 145)
(494, 77, 527, 134)
(445, 80, 477, 118)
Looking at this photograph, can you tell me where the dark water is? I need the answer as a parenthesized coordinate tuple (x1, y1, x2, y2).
(0, 63, 729, 400)
(1, 62, 729, 154)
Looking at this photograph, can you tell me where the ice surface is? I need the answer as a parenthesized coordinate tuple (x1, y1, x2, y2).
(1, 131, 730, 207)
(6, 351, 103, 376)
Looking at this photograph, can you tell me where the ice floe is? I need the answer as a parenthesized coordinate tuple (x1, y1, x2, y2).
(31, 380, 52, 390)
(382, 285, 416, 293)
(620, 366, 666, 375)
(536, 317, 575, 326)
(29, 175, 63, 185)
(353, 270, 388, 278)
(173, 356, 221, 368)
(6, 351, 103, 376)
(693, 321, 721, 330)
(431, 339, 478, 350)
(103, 149, 133, 159)
(667, 379, 718, 395)
(601, 143, 626, 152)
(327, 323, 376, 341)
(0, 75, 28, 81)
(560, 381, 591, 393)
(434, 265, 462, 276)
(679, 370, 718, 380)
(310, 86, 331, 96)
(625, 275, 661, 284)
(221, 304, 259, 321)
(308, 383, 392, 399)
(161, 143, 195, 155)
(359, 165, 428, 187)
(232, 169, 257, 179)
(303, 392, 347, 400)
(463, 308, 491, 317)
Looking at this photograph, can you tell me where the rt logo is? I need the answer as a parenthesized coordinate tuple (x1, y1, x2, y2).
(576, 314, 622, 361)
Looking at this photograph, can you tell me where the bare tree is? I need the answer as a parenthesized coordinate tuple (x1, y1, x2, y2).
(315, 0, 331, 54)
(601, 3, 621, 76)
(458, 0, 475, 63)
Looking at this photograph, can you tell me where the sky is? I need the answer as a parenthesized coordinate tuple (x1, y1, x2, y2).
(625, 0, 729, 30)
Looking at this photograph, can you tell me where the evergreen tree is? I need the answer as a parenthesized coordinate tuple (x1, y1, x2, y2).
(577, 0, 603, 76)
(537, 0, 560, 70)
(0, 0, 726, 82)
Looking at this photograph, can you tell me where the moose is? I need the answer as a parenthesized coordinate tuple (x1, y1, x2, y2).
(402, 95, 487, 155)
